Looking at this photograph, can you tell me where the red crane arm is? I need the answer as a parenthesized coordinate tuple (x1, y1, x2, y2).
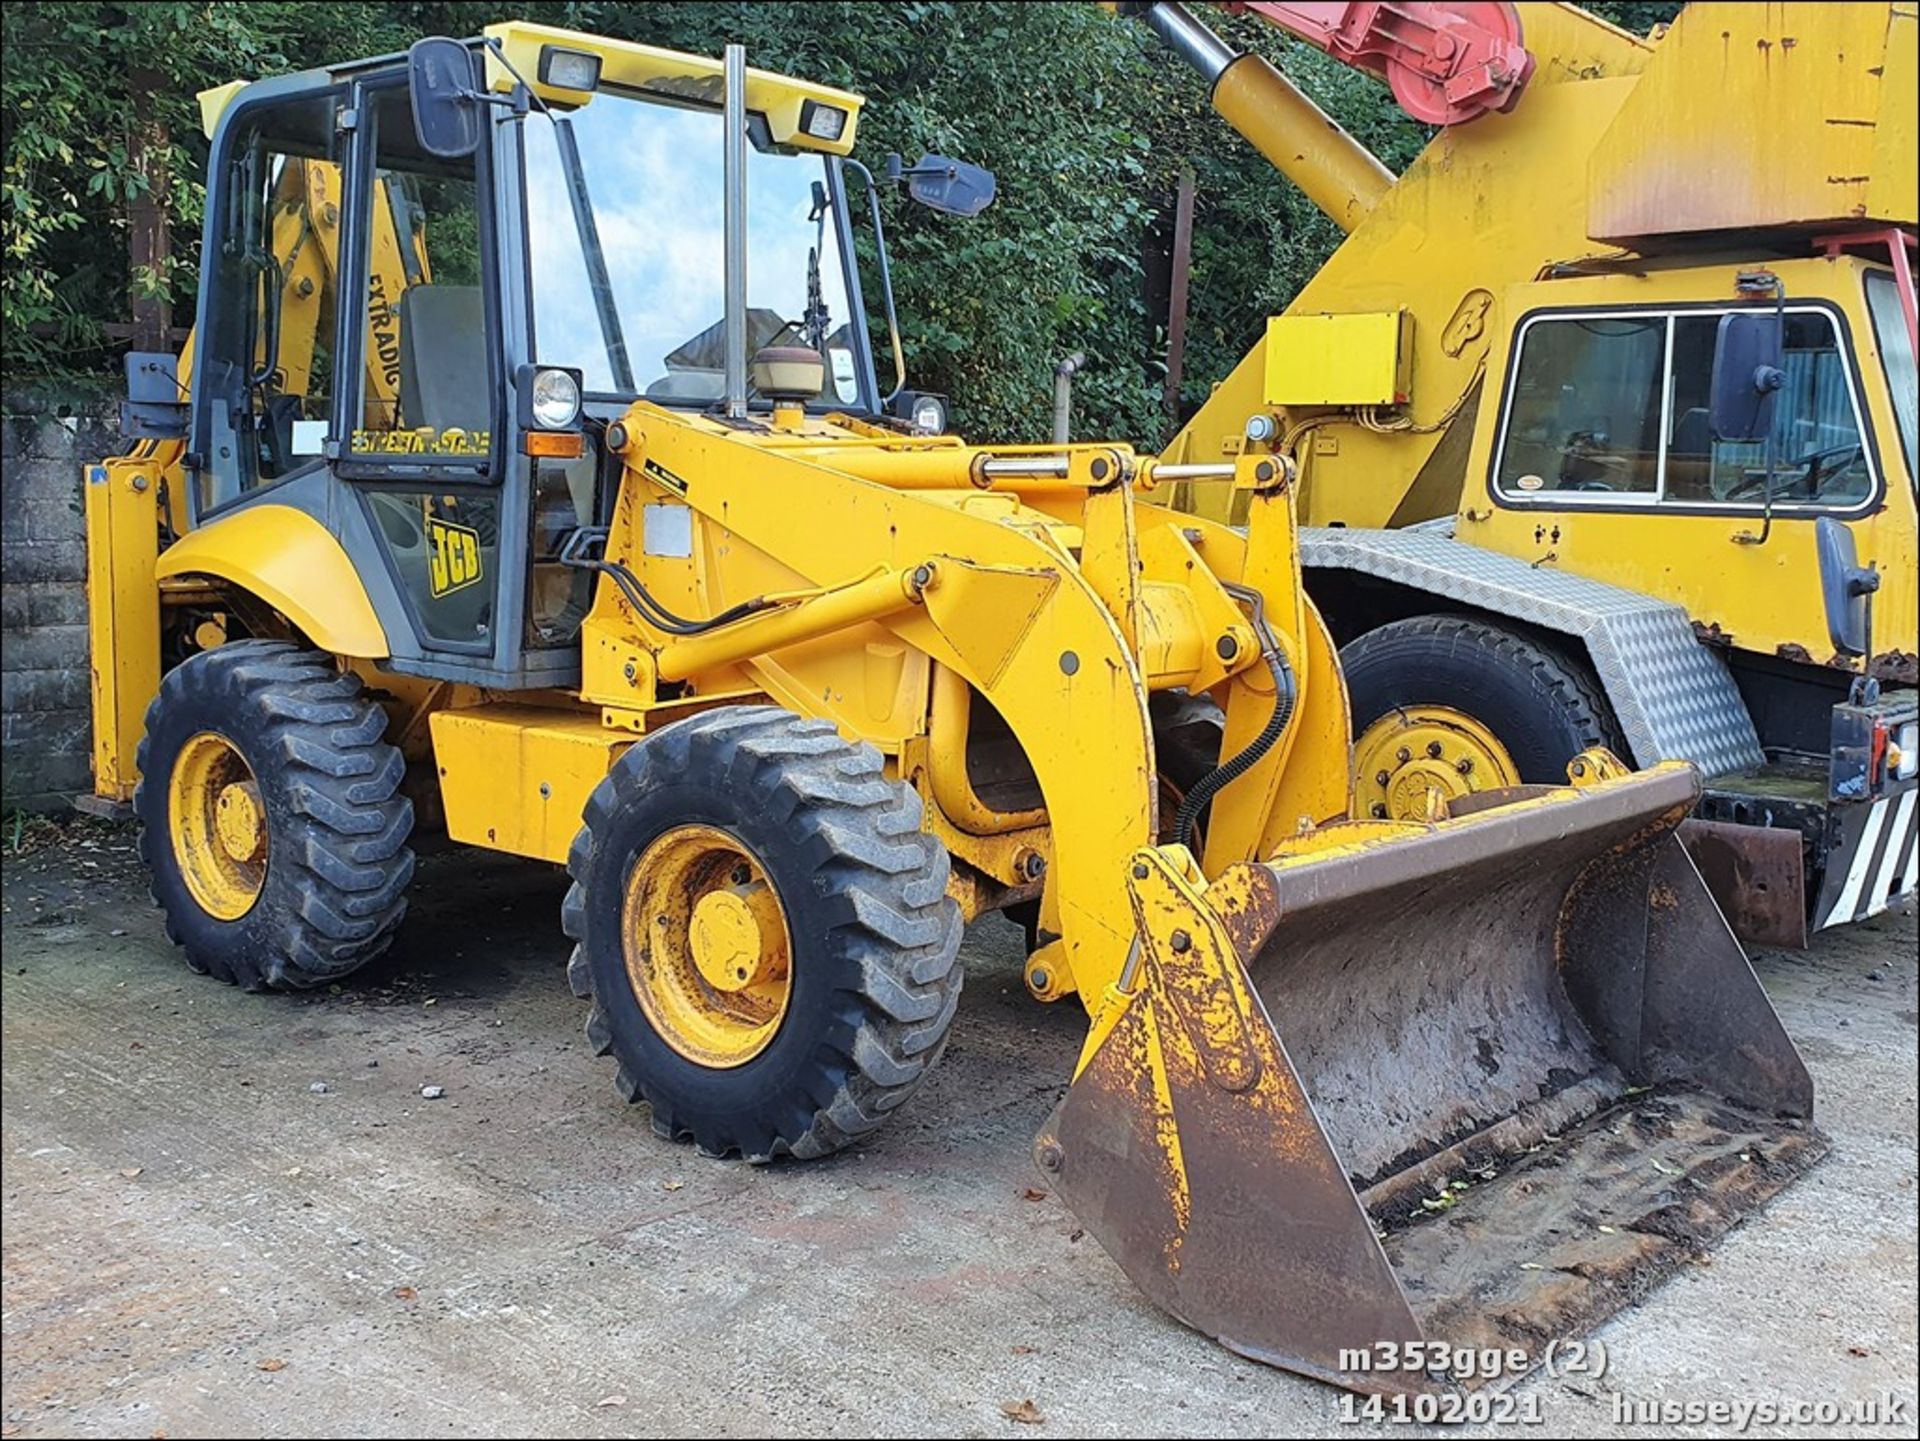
(1227, 2, 1534, 124)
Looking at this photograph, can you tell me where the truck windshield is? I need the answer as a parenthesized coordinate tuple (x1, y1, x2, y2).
(522, 95, 865, 408)
(1865, 271, 1917, 486)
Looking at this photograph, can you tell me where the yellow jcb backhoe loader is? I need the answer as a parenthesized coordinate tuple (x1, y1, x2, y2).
(84, 23, 1821, 1393)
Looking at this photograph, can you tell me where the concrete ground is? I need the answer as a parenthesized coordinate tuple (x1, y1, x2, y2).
(2, 820, 1915, 1440)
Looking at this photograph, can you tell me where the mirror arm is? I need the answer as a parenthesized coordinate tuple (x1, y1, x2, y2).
(846, 158, 907, 403)
(1733, 277, 1789, 547)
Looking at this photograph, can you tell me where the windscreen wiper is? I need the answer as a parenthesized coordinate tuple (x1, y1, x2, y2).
(552, 115, 635, 394)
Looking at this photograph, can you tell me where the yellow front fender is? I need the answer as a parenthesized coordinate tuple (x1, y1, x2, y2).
(159, 504, 388, 658)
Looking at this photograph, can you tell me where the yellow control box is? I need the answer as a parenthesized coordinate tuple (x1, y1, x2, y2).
(1263, 309, 1413, 408)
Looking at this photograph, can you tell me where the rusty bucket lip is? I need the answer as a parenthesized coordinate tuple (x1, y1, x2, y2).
(1246, 765, 1704, 914)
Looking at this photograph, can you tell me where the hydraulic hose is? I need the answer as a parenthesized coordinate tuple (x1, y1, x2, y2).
(1172, 581, 1296, 853)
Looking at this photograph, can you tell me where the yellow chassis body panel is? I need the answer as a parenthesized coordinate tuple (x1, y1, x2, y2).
(432, 704, 631, 862)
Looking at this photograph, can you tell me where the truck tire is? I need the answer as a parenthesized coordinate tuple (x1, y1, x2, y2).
(1340, 616, 1623, 819)
(134, 640, 414, 990)
(564, 706, 964, 1162)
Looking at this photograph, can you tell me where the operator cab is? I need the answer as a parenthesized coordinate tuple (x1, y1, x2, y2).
(182, 22, 992, 689)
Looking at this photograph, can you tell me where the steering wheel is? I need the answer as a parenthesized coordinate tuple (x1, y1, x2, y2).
(1722, 441, 1866, 502)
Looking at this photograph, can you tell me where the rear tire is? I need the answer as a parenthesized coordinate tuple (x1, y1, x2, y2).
(564, 706, 963, 1162)
(1341, 616, 1622, 787)
(134, 640, 414, 990)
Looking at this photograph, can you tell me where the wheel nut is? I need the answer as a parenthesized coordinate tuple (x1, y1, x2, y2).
(1375, 770, 1391, 787)
(1427, 741, 1444, 759)
(1371, 803, 1389, 818)
(1456, 757, 1475, 775)
(1170, 929, 1192, 953)
(731, 864, 751, 885)
(1396, 746, 1413, 764)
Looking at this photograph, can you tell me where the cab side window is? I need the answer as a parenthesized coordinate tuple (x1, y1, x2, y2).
(194, 92, 344, 515)
(1665, 313, 1870, 507)
(1495, 319, 1664, 496)
(1496, 310, 1873, 510)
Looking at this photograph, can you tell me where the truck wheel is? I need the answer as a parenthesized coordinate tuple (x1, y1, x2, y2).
(564, 706, 964, 1162)
(1340, 616, 1622, 821)
(134, 640, 414, 990)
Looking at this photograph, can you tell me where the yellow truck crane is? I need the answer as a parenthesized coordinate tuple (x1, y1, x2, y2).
(84, 23, 1820, 1393)
(1130, 0, 1918, 947)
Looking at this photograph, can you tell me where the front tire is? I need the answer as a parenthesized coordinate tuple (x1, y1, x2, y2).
(564, 706, 963, 1162)
(134, 640, 414, 990)
(1340, 616, 1622, 819)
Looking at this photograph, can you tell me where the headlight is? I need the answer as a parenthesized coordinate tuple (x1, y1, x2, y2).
(910, 395, 946, 435)
(799, 100, 847, 142)
(539, 46, 602, 93)
(1897, 721, 1919, 781)
(530, 368, 581, 429)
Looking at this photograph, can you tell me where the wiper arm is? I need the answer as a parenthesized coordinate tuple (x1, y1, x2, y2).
(553, 114, 635, 393)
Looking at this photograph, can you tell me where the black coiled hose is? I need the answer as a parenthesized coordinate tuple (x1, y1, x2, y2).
(1172, 582, 1297, 853)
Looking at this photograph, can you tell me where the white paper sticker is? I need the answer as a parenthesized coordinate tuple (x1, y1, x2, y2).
(644, 504, 694, 558)
(829, 347, 858, 402)
(291, 420, 329, 456)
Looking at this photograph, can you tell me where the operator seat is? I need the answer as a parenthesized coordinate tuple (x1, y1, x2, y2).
(397, 284, 489, 435)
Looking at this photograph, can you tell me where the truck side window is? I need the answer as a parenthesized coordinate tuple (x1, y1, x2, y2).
(1496, 318, 1664, 496)
(194, 93, 344, 515)
(1665, 312, 1870, 507)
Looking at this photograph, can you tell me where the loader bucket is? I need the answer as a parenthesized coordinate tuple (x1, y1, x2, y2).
(1039, 763, 1824, 1394)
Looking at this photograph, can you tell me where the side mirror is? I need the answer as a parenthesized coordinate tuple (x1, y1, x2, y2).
(894, 153, 997, 218)
(409, 37, 483, 159)
(1709, 311, 1786, 444)
(1815, 516, 1878, 658)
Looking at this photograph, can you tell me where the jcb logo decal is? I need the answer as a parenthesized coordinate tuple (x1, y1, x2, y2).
(427, 518, 483, 598)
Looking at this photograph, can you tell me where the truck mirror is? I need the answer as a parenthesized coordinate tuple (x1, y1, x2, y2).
(1709, 311, 1785, 444)
(409, 37, 483, 159)
(1814, 516, 1878, 659)
(901, 154, 997, 218)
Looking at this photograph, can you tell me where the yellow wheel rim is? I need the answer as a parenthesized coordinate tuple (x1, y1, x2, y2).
(621, 824, 793, 1068)
(168, 731, 267, 921)
(1353, 705, 1521, 822)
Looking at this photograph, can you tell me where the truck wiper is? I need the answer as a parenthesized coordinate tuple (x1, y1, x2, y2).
(552, 114, 635, 394)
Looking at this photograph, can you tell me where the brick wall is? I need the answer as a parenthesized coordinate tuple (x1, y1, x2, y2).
(2, 384, 119, 812)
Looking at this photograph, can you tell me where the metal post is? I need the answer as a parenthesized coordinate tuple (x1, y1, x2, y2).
(1052, 353, 1086, 444)
(127, 66, 172, 354)
(723, 44, 749, 418)
(1165, 164, 1195, 424)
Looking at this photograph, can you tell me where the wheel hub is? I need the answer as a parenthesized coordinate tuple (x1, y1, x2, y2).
(168, 731, 267, 922)
(690, 884, 786, 993)
(214, 781, 266, 864)
(621, 825, 793, 1068)
(1354, 707, 1520, 822)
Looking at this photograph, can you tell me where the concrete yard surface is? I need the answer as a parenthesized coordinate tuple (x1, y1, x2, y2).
(2, 822, 1916, 1439)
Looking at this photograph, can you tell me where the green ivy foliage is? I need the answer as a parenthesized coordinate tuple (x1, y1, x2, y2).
(1, 0, 1679, 443)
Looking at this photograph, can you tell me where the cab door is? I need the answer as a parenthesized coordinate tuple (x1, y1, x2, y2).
(1464, 268, 1904, 669)
(333, 71, 514, 662)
